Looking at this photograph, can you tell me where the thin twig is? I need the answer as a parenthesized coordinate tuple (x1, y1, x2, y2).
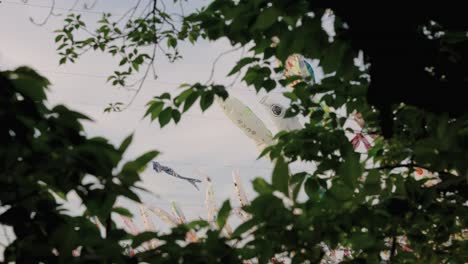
(136, 0, 152, 20)
(68, 0, 81, 12)
(122, 80, 142, 91)
(117, 1, 158, 112)
(131, 0, 147, 21)
(178, 0, 185, 16)
(365, 164, 414, 172)
(118, 45, 157, 111)
(83, 0, 98, 10)
(151, 62, 158, 80)
(205, 46, 243, 85)
(389, 235, 397, 262)
(226, 47, 245, 88)
(105, 214, 112, 264)
(159, 0, 166, 12)
(111, 12, 153, 41)
(29, 0, 56, 26)
(155, 8, 179, 33)
(114, 2, 139, 25)
(157, 43, 167, 54)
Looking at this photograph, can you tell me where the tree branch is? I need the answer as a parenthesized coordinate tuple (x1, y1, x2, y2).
(29, 0, 58, 26)
(117, 1, 158, 112)
(365, 164, 413, 172)
(205, 46, 243, 85)
(389, 235, 397, 262)
(366, 163, 460, 179)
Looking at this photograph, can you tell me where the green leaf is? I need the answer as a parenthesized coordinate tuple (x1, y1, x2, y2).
(200, 92, 214, 112)
(119, 57, 128, 66)
(232, 219, 257, 237)
(320, 40, 349, 73)
(186, 220, 209, 229)
(55, 34, 64, 42)
(339, 150, 362, 188)
(54, 191, 67, 201)
(304, 177, 321, 201)
(365, 169, 380, 185)
(167, 37, 177, 48)
(132, 231, 158, 248)
(272, 156, 289, 194)
(252, 178, 273, 194)
(57, 43, 67, 51)
(253, 7, 280, 30)
(144, 101, 164, 121)
(258, 145, 273, 159)
(131, 61, 139, 71)
(126, 150, 159, 173)
(174, 89, 194, 107)
(137, 150, 160, 165)
(171, 109, 181, 123)
(11, 72, 48, 101)
(112, 207, 133, 217)
(183, 92, 199, 112)
(262, 79, 276, 91)
(118, 134, 133, 154)
(178, 83, 191, 88)
(216, 200, 231, 229)
(159, 92, 171, 100)
(329, 182, 353, 201)
(228, 57, 259, 76)
(158, 107, 172, 127)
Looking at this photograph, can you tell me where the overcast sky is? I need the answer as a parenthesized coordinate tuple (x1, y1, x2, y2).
(1, 0, 328, 241)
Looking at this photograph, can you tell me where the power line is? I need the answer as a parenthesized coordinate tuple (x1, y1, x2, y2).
(2, 0, 113, 15)
(3, 2, 370, 134)
(43, 69, 181, 86)
(63, 99, 371, 135)
(42, 69, 277, 94)
(153, 160, 274, 171)
(60, 100, 228, 120)
(51, 102, 278, 169)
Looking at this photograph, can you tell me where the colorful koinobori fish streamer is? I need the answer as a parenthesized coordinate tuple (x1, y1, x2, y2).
(413, 167, 442, 187)
(203, 175, 233, 236)
(260, 95, 303, 132)
(276, 49, 378, 152)
(201, 171, 251, 227)
(152, 161, 201, 190)
(139, 206, 158, 249)
(350, 133, 372, 151)
(120, 214, 152, 253)
(232, 170, 249, 207)
(232, 170, 251, 221)
(345, 112, 445, 187)
(379, 236, 415, 261)
(344, 112, 378, 153)
(170, 201, 199, 242)
(216, 95, 275, 152)
(68, 215, 135, 257)
(279, 52, 335, 128)
(319, 242, 353, 264)
(204, 176, 218, 226)
(147, 206, 178, 226)
(148, 205, 199, 245)
(114, 170, 252, 250)
(170, 201, 187, 224)
(120, 215, 140, 236)
(284, 53, 316, 87)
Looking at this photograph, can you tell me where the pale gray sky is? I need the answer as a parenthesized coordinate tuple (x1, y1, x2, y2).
(0, 0, 323, 239)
